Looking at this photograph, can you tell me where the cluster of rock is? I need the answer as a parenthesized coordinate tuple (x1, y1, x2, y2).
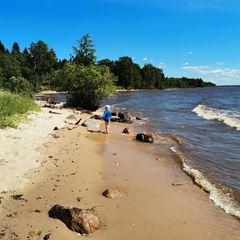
(47, 111, 155, 236)
(91, 111, 140, 124)
(48, 188, 126, 235)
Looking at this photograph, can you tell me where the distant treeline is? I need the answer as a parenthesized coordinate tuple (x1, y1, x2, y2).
(0, 37, 215, 94)
(98, 57, 215, 89)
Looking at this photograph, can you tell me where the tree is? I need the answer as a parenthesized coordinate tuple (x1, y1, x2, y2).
(0, 41, 5, 53)
(72, 34, 96, 66)
(11, 42, 20, 55)
(29, 40, 57, 89)
(114, 56, 137, 89)
(53, 62, 116, 110)
(141, 64, 165, 89)
(20, 47, 32, 80)
(98, 58, 115, 72)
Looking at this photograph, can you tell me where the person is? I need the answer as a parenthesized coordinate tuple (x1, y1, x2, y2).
(102, 105, 112, 134)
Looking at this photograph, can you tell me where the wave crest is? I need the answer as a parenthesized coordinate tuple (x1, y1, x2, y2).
(192, 104, 240, 130)
(170, 146, 240, 219)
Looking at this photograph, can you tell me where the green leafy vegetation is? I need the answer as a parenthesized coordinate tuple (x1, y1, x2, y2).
(0, 91, 40, 128)
(28, 230, 42, 239)
(0, 34, 216, 111)
(53, 62, 116, 110)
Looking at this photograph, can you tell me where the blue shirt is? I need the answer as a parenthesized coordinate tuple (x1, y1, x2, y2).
(103, 110, 112, 122)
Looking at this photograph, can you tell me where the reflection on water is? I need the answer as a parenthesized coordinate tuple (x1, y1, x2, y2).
(35, 93, 68, 103)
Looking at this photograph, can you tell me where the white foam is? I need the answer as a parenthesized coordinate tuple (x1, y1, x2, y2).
(193, 104, 240, 130)
(170, 146, 240, 219)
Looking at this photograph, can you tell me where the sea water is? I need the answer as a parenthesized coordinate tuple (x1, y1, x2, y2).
(101, 86, 240, 219)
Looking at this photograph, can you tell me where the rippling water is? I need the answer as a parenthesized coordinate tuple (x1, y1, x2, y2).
(101, 86, 240, 219)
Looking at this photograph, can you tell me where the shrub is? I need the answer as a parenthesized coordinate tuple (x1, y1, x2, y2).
(0, 91, 40, 128)
(54, 62, 117, 110)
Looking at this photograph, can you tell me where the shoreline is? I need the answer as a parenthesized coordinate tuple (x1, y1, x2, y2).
(0, 107, 239, 239)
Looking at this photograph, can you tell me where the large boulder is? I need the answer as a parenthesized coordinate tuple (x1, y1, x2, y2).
(118, 112, 134, 123)
(81, 119, 100, 130)
(65, 114, 80, 124)
(48, 204, 100, 234)
(136, 133, 154, 143)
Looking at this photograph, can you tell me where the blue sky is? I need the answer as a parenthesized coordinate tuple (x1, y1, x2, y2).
(1, 0, 240, 86)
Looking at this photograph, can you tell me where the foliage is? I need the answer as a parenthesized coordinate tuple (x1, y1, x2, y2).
(29, 40, 57, 90)
(0, 91, 40, 128)
(72, 33, 96, 66)
(54, 62, 116, 110)
(141, 63, 165, 89)
(4, 76, 34, 97)
(0, 34, 216, 100)
(54, 34, 116, 110)
(165, 77, 216, 88)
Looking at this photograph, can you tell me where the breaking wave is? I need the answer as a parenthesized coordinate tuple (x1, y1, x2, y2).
(170, 146, 240, 219)
(193, 104, 240, 130)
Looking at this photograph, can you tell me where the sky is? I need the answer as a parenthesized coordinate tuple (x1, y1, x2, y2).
(1, 0, 240, 86)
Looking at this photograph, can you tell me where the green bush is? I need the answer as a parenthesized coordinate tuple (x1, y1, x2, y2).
(0, 91, 40, 128)
(54, 62, 117, 110)
(4, 76, 34, 97)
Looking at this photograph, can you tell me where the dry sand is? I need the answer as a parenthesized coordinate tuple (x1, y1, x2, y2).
(0, 106, 239, 240)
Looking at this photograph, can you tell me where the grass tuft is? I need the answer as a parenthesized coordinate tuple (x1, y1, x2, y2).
(0, 91, 40, 129)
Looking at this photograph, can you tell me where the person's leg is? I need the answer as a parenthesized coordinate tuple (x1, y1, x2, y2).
(105, 121, 110, 134)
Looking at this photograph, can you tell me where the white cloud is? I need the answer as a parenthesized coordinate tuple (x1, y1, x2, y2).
(142, 57, 148, 61)
(157, 62, 166, 68)
(188, 52, 193, 55)
(182, 64, 240, 85)
(215, 61, 225, 66)
(182, 65, 209, 72)
(183, 62, 189, 65)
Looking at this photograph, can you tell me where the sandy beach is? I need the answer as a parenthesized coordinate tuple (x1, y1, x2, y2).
(0, 106, 239, 240)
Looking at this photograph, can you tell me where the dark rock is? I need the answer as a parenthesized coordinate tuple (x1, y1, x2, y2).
(136, 133, 154, 143)
(49, 110, 61, 114)
(102, 188, 126, 198)
(110, 116, 120, 122)
(48, 204, 100, 234)
(122, 127, 130, 134)
(75, 118, 82, 125)
(43, 233, 52, 240)
(91, 114, 102, 120)
(118, 112, 133, 123)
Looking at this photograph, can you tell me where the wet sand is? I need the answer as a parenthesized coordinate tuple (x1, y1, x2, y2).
(0, 108, 239, 239)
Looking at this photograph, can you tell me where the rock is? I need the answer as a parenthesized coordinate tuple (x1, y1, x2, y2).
(65, 114, 80, 124)
(122, 127, 130, 134)
(43, 233, 52, 240)
(102, 188, 126, 198)
(136, 133, 154, 143)
(108, 116, 118, 122)
(142, 131, 156, 140)
(75, 118, 82, 125)
(48, 204, 100, 234)
(91, 114, 102, 120)
(49, 110, 61, 114)
(81, 119, 100, 130)
(118, 112, 134, 123)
